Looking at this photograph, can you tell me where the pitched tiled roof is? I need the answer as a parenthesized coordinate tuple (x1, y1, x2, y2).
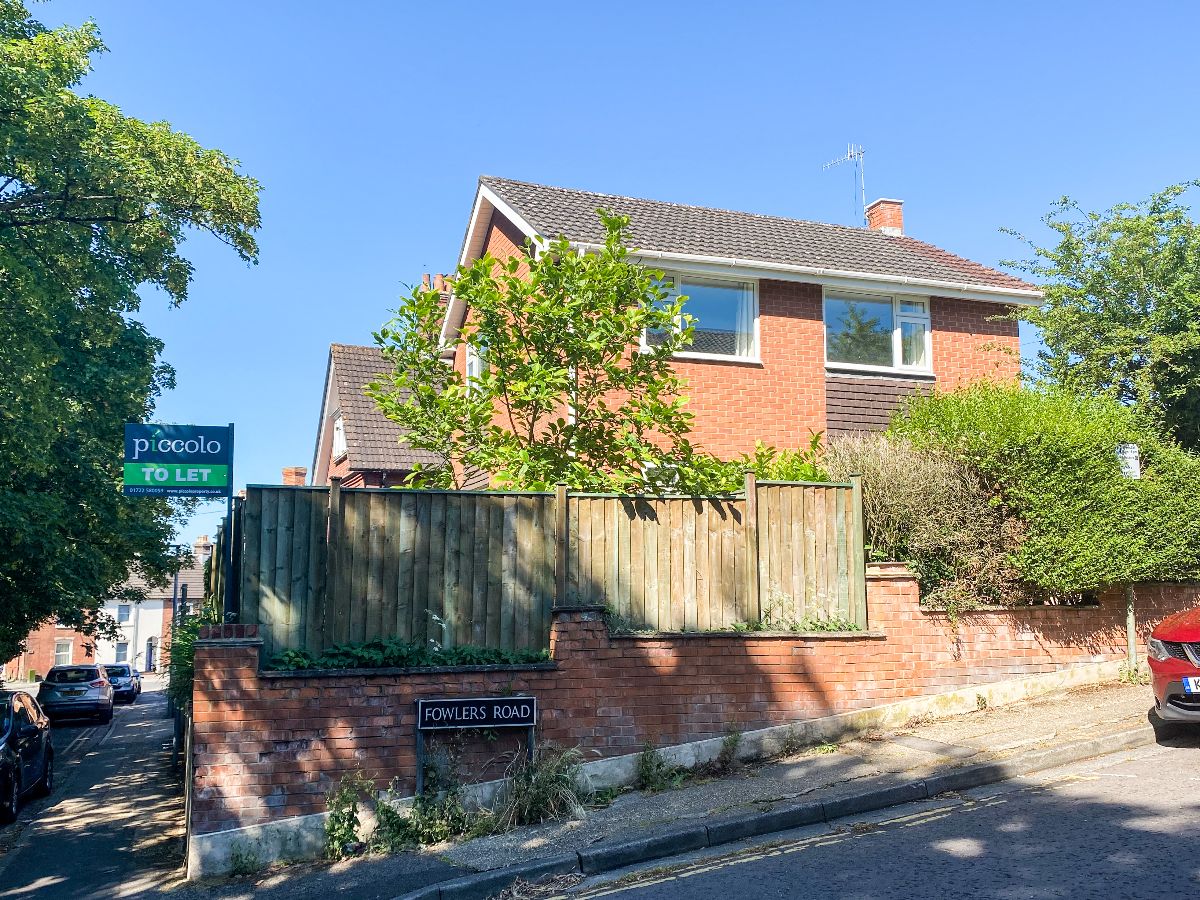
(480, 176, 1037, 294)
(329, 344, 443, 472)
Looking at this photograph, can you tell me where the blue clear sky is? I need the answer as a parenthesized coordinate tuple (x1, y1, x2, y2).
(39, 0, 1200, 543)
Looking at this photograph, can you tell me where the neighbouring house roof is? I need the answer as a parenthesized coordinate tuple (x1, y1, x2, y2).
(122, 556, 206, 605)
(465, 176, 1040, 297)
(311, 344, 443, 483)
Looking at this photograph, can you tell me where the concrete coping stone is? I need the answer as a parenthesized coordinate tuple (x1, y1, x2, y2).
(260, 661, 558, 679)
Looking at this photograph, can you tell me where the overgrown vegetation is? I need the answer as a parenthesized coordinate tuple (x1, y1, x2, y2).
(892, 383, 1200, 597)
(324, 743, 591, 857)
(635, 744, 686, 792)
(268, 639, 549, 671)
(164, 596, 221, 709)
(489, 745, 588, 831)
(824, 432, 1025, 614)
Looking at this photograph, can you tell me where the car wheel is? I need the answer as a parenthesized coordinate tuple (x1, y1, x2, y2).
(0, 774, 19, 825)
(35, 753, 53, 798)
(99, 705, 113, 725)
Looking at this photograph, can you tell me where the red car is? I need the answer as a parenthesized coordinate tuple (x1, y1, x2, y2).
(1148, 607, 1200, 721)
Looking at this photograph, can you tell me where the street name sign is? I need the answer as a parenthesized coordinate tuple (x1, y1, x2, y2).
(123, 424, 234, 498)
(416, 697, 537, 730)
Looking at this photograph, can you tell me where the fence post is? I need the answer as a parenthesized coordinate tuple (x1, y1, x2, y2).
(554, 483, 568, 607)
(849, 473, 867, 627)
(743, 471, 760, 621)
(325, 477, 343, 643)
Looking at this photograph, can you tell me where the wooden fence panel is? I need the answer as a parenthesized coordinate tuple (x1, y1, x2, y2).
(237, 480, 865, 657)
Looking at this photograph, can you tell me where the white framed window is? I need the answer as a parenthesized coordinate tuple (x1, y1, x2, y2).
(117, 603, 131, 624)
(54, 640, 72, 667)
(331, 414, 347, 458)
(465, 342, 487, 395)
(644, 274, 758, 361)
(115, 642, 129, 663)
(824, 291, 931, 373)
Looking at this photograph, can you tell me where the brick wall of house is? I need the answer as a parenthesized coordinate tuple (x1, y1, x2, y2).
(3, 624, 94, 681)
(673, 279, 826, 457)
(188, 570, 1195, 836)
(931, 297, 1021, 388)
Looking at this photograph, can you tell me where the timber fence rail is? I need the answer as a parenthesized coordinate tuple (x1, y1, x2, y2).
(228, 474, 866, 657)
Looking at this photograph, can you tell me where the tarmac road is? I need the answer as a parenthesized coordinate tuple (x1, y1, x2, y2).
(568, 732, 1200, 900)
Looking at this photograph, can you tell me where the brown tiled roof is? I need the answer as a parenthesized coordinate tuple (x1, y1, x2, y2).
(480, 176, 1037, 294)
(329, 344, 443, 472)
(124, 556, 207, 603)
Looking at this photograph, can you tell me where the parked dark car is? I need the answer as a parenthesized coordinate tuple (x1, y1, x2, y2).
(102, 664, 139, 703)
(0, 691, 53, 823)
(37, 666, 114, 723)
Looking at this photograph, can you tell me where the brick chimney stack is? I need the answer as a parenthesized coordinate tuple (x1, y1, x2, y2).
(282, 466, 308, 486)
(193, 534, 213, 562)
(866, 199, 904, 236)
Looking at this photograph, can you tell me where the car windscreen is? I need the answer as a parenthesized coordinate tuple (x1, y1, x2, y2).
(46, 668, 100, 684)
(104, 667, 130, 678)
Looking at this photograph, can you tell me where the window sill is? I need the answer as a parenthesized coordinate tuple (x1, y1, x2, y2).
(670, 351, 763, 366)
(825, 364, 935, 380)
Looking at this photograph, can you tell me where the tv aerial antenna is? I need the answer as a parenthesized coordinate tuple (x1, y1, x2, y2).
(822, 143, 867, 225)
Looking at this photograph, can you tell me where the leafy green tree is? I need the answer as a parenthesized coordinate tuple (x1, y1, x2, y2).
(1010, 183, 1200, 447)
(369, 211, 711, 492)
(0, 2, 260, 660)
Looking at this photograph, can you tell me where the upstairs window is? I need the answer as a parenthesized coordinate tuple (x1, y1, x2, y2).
(117, 604, 131, 624)
(331, 414, 347, 459)
(824, 292, 931, 372)
(645, 275, 757, 361)
(465, 342, 488, 395)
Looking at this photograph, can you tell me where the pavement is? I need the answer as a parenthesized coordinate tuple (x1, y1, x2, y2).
(431, 680, 1162, 876)
(0, 676, 1184, 900)
(0, 677, 184, 899)
(552, 732, 1200, 898)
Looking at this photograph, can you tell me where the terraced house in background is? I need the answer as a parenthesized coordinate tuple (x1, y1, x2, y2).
(443, 177, 1041, 451)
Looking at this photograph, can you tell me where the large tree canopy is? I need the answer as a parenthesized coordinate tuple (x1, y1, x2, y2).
(1011, 182, 1200, 447)
(0, 1, 260, 661)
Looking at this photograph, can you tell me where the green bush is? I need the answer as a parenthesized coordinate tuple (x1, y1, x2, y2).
(268, 639, 549, 672)
(164, 598, 221, 709)
(891, 383, 1200, 595)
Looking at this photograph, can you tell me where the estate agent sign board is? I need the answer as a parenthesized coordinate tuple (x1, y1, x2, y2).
(123, 424, 234, 498)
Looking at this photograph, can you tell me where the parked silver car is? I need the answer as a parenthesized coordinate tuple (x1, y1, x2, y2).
(101, 664, 140, 703)
(37, 666, 114, 723)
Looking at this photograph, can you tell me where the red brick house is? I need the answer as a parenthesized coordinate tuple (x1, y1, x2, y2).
(441, 177, 1040, 457)
(310, 343, 445, 487)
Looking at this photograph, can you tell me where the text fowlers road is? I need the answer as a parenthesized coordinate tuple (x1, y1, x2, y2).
(415, 697, 537, 730)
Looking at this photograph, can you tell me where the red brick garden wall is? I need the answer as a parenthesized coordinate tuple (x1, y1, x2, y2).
(189, 568, 1197, 836)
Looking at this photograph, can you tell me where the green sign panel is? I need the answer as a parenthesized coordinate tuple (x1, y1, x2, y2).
(123, 423, 233, 498)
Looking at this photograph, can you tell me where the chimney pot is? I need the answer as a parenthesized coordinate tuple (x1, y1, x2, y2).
(282, 466, 308, 486)
(433, 273, 446, 292)
(421, 273, 431, 290)
(866, 198, 904, 236)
